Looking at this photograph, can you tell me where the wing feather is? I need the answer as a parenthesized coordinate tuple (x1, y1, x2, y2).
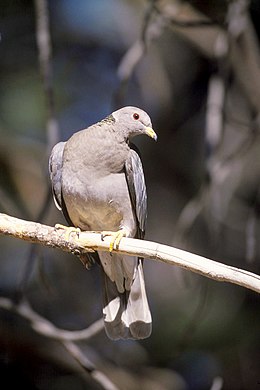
(48, 142, 66, 211)
(124, 146, 147, 239)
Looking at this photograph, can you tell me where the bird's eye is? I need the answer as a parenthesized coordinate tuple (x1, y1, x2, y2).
(133, 113, 139, 120)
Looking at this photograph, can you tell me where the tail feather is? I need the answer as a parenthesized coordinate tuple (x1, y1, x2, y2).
(101, 254, 152, 340)
(99, 252, 135, 293)
(124, 260, 152, 339)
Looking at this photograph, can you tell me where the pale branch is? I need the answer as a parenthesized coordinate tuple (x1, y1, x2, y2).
(2, 298, 104, 341)
(113, 0, 169, 108)
(1, 213, 259, 293)
(62, 341, 119, 390)
(0, 297, 117, 390)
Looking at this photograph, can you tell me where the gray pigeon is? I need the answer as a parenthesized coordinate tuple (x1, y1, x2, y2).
(49, 106, 157, 340)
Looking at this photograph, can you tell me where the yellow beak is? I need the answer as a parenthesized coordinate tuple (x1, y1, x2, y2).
(145, 126, 157, 141)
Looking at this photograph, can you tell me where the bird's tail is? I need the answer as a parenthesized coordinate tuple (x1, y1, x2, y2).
(100, 255, 152, 340)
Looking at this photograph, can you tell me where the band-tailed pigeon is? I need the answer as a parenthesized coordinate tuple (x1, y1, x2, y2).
(49, 106, 157, 340)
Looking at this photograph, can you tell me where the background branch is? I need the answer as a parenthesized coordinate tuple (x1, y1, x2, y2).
(1, 213, 259, 294)
(34, 0, 59, 152)
(18, 0, 62, 300)
(0, 297, 117, 390)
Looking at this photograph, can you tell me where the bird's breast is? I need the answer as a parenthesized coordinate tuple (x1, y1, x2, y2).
(61, 132, 135, 233)
(62, 170, 133, 232)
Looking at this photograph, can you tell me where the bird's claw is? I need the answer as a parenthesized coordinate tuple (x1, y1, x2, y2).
(55, 224, 81, 241)
(101, 229, 126, 252)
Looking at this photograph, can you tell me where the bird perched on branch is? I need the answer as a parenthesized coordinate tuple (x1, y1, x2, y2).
(49, 106, 157, 340)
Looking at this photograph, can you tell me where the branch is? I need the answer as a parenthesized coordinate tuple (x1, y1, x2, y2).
(0, 297, 118, 390)
(0, 213, 259, 294)
(113, 0, 167, 107)
(34, 0, 59, 152)
(155, 0, 260, 113)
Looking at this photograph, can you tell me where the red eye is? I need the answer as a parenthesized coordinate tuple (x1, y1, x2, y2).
(133, 113, 139, 120)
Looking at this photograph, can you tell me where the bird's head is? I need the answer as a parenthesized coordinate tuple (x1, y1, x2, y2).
(112, 106, 157, 141)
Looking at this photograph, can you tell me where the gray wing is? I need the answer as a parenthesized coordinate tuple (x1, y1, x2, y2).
(102, 147, 151, 340)
(49, 141, 98, 266)
(124, 147, 147, 239)
(48, 141, 66, 211)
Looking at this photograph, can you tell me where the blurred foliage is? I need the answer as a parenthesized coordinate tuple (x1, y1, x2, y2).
(0, 0, 260, 389)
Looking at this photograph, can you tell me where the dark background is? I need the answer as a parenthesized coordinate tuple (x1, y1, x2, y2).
(0, 1, 260, 389)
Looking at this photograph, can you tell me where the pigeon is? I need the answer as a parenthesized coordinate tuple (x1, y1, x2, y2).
(49, 106, 157, 339)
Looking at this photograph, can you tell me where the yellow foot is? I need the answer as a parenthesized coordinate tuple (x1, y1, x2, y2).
(101, 229, 127, 252)
(55, 224, 81, 241)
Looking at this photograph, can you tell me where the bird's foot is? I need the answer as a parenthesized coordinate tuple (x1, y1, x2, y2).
(55, 224, 81, 241)
(101, 229, 127, 252)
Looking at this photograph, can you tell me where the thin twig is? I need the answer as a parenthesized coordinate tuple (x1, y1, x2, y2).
(113, 0, 165, 108)
(0, 298, 104, 341)
(0, 297, 117, 390)
(34, 0, 59, 152)
(0, 213, 259, 294)
(62, 341, 119, 390)
(21, 0, 60, 296)
(155, 0, 260, 112)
